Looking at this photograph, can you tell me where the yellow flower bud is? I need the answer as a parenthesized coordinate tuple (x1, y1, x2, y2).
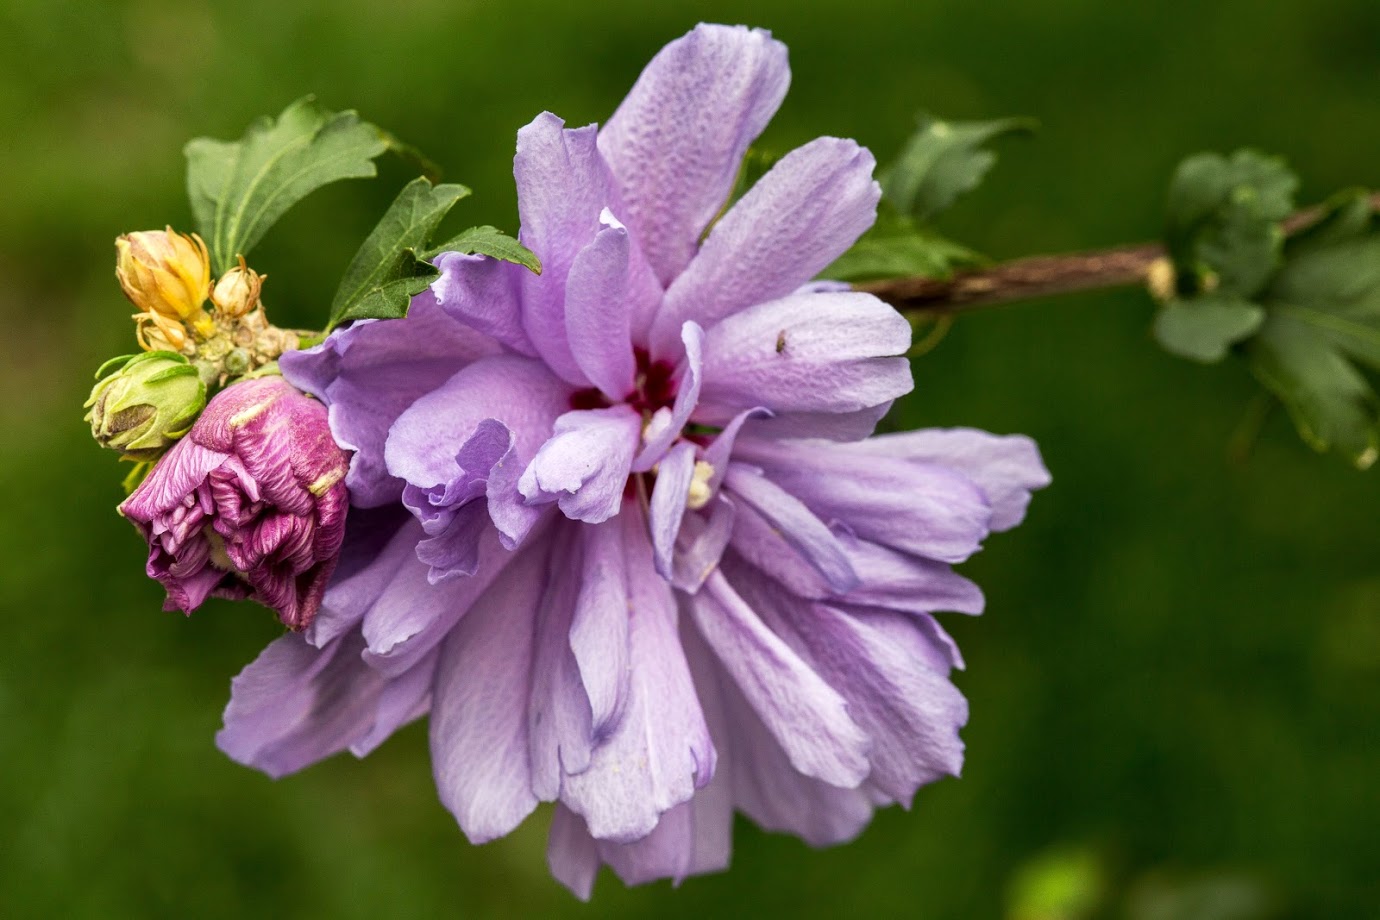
(211, 258, 265, 317)
(115, 228, 215, 338)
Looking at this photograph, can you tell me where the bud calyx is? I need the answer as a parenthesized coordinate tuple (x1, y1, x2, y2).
(85, 352, 207, 461)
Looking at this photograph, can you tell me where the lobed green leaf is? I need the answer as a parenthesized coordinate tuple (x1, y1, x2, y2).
(881, 114, 1035, 223)
(185, 97, 391, 275)
(1247, 190, 1380, 467)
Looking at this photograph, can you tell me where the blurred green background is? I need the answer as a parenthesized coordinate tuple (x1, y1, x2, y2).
(2, 0, 1377, 917)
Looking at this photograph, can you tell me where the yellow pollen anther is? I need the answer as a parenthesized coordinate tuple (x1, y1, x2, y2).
(686, 461, 714, 510)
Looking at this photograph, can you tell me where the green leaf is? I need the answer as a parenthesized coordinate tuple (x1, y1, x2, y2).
(823, 223, 981, 282)
(327, 178, 472, 329)
(1153, 295, 1265, 363)
(1165, 149, 1297, 299)
(424, 225, 541, 274)
(326, 179, 541, 330)
(1247, 190, 1380, 467)
(185, 97, 391, 274)
(881, 114, 1035, 223)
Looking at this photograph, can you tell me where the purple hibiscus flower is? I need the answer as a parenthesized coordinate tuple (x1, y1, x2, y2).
(219, 23, 1050, 896)
(121, 375, 350, 631)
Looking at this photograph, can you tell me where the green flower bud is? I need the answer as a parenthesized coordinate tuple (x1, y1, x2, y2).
(84, 351, 207, 461)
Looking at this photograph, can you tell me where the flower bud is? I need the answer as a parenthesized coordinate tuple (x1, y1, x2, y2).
(84, 352, 207, 460)
(211, 260, 265, 317)
(119, 376, 349, 631)
(116, 228, 215, 338)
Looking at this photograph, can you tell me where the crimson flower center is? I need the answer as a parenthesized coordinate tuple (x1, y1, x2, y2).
(568, 347, 678, 415)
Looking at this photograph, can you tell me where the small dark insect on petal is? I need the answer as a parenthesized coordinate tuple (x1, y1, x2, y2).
(775, 329, 787, 354)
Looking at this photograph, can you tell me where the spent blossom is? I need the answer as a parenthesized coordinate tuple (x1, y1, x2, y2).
(219, 23, 1049, 896)
(121, 375, 349, 631)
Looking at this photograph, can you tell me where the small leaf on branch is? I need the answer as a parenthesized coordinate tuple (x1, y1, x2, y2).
(1164, 149, 1297, 298)
(327, 179, 540, 330)
(1153, 296, 1265, 363)
(825, 112, 1031, 286)
(186, 97, 392, 275)
(882, 114, 1036, 223)
(823, 221, 981, 283)
(1247, 190, 1380, 468)
(424, 225, 541, 273)
(327, 178, 471, 329)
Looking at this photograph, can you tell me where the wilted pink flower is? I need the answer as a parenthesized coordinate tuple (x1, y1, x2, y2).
(121, 375, 349, 631)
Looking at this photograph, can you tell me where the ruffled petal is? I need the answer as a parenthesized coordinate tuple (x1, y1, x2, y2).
(514, 114, 617, 384)
(120, 438, 227, 519)
(305, 508, 418, 648)
(217, 630, 393, 778)
(842, 428, 1052, 531)
(564, 221, 658, 399)
(696, 291, 912, 424)
(632, 322, 703, 471)
(519, 405, 642, 524)
(361, 523, 538, 679)
(571, 518, 631, 735)
(597, 23, 790, 288)
(682, 617, 874, 846)
(349, 646, 437, 758)
(430, 535, 552, 843)
(280, 292, 498, 507)
(650, 137, 879, 355)
(528, 527, 595, 800)
(722, 463, 857, 591)
(430, 253, 537, 356)
(547, 804, 603, 901)
(691, 571, 869, 787)
(727, 561, 968, 804)
(670, 495, 736, 594)
(648, 440, 696, 578)
(733, 436, 993, 564)
(385, 354, 570, 490)
(558, 506, 714, 843)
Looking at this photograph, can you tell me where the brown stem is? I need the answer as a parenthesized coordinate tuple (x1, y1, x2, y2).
(859, 191, 1380, 314)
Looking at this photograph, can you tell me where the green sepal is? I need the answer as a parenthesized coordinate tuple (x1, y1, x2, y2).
(94, 354, 139, 380)
(121, 460, 155, 495)
(186, 97, 393, 275)
(85, 351, 208, 462)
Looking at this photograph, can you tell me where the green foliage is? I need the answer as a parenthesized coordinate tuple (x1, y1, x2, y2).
(883, 114, 1036, 224)
(1164, 150, 1297, 299)
(1153, 150, 1297, 364)
(186, 97, 391, 275)
(824, 114, 1031, 283)
(1155, 148, 1380, 467)
(423, 225, 542, 272)
(327, 177, 539, 330)
(1153, 296, 1266, 364)
(825, 221, 980, 282)
(1248, 191, 1380, 468)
